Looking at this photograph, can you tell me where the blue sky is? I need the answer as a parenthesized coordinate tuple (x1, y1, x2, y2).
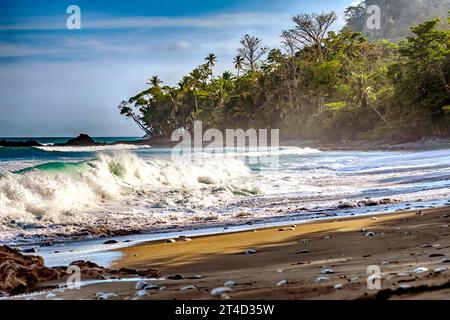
(0, 0, 354, 137)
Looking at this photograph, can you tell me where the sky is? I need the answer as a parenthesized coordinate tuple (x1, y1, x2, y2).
(0, 0, 355, 137)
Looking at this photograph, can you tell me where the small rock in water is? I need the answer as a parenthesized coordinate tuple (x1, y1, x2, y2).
(211, 287, 233, 296)
(334, 283, 343, 290)
(316, 276, 330, 283)
(46, 293, 56, 298)
(245, 249, 257, 255)
(224, 280, 236, 287)
(166, 239, 176, 243)
(365, 232, 376, 237)
(413, 267, 429, 274)
(323, 236, 332, 240)
(297, 250, 311, 254)
(433, 267, 448, 274)
(440, 258, 450, 263)
(23, 247, 39, 253)
(180, 285, 196, 292)
(135, 290, 149, 297)
(422, 244, 433, 248)
(320, 268, 334, 275)
(276, 280, 288, 287)
(103, 240, 119, 245)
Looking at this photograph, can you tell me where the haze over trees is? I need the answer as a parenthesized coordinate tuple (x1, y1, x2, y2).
(119, 2, 450, 142)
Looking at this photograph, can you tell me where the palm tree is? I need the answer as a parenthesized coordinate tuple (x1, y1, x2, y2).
(147, 75, 162, 88)
(352, 73, 388, 124)
(117, 100, 151, 135)
(233, 55, 244, 76)
(205, 53, 217, 79)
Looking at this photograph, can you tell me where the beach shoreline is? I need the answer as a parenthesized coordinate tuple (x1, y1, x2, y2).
(6, 206, 450, 300)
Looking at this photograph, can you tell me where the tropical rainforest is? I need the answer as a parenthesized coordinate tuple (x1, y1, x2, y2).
(119, 0, 450, 142)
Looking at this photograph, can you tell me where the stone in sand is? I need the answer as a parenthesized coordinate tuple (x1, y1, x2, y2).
(440, 258, 450, 263)
(413, 267, 428, 274)
(180, 285, 196, 292)
(320, 268, 334, 275)
(211, 287, 233, 296)
(135, 281, 148, 290)
(135, 290, 149, 297)
(276, 280, 288, 287)
(433, 267, 447, 273)
(365, 232, 376, 237)
(182, 238, 192, 242)
(334, 283, 343, 289)
(224, 280, 236, 287)
(96, 291, 118, 300)
(245, 249, 257, 255)
(316, 276, 330, 282)
(166, 239, 176, 243)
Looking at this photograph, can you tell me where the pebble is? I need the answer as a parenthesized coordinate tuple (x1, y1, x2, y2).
(398, 284, 411, 289)
(276, 280, 288, 287)
(334, 283, 343, 290)
(440, 258, 450, 263)
(245, 249, 257, 255)
(46, 293, 56, 298)
(97, 292, 118, 300)
(365, 232, 376, 237)
(221, 294, 231, 300)
(323, 236, 332, 240)
(211, 287, 233, 296)
(413, 267, 429, 274)
(135, 290, 149, 297)
(396, 273, 410, 277)
(433, 267, 448, 274)
(180, 285, 196, 292)
(166, 239, 176, 243)
(320, 268, 334, 275)
(316, 276, 330, 282)
(136, 281, 148, 290)
(182, 238, 192, 242)
(224, 280, 236, 287)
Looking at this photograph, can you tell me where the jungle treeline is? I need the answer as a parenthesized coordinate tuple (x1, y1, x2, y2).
(119, 1, 450, 142)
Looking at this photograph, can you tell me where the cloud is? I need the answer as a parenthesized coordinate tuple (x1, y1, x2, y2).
(0, 12, 288, 31)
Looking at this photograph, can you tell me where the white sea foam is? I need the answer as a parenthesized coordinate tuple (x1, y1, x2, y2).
(35, 144, 151, 152)
(0, 153, 250, 232)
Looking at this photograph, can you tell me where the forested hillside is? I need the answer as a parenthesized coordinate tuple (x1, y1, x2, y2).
(345, 0, 449, 42)
(119, 4, 450, 143)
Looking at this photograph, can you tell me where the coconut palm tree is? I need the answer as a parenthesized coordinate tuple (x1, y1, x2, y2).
(205, 53, 217, 79)
(147, 75, 162, 88)
(233, 55, 244, 76)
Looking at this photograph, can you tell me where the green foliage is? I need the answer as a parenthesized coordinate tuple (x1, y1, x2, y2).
(119, 10, 450, 142)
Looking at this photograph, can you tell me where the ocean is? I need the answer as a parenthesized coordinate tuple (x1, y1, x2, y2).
(1, 138, 449, 245)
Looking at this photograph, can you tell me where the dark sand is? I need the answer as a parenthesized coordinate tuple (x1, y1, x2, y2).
(10, 207, 450, 300)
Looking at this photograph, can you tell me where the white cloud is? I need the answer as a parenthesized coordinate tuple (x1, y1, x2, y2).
(0, 12, 288, 31)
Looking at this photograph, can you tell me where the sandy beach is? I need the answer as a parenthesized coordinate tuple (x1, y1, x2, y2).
(8, 206, 449, 300)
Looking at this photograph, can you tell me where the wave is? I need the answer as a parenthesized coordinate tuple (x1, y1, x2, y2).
(0, 153, 250, 229)
(35, 144, 152, 152)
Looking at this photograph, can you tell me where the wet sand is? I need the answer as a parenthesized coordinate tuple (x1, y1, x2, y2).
(11, 207, 450, 300)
